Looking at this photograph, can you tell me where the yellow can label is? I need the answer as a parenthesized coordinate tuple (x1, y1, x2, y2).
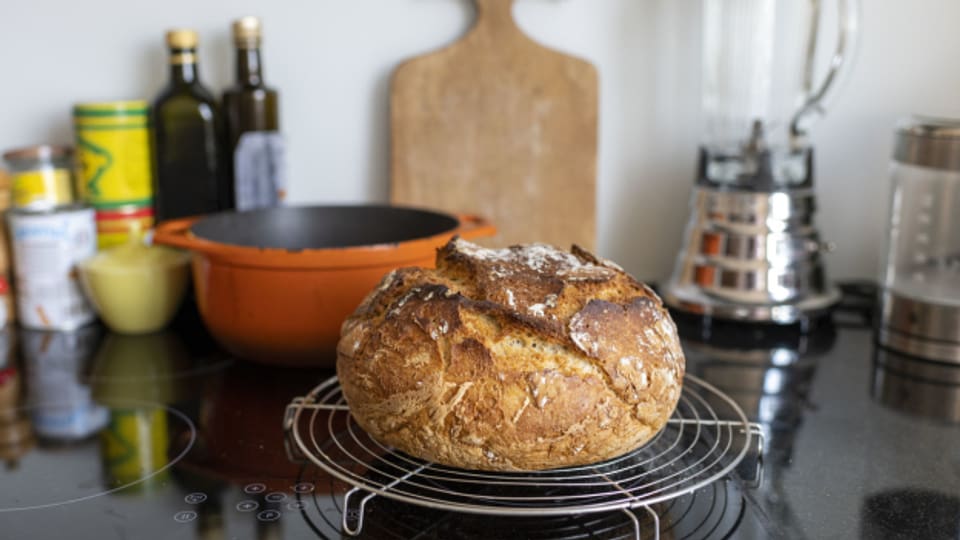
(97, 216, 154, 249)
(74, 102, 153, 209)
(11, 168, 74, 208)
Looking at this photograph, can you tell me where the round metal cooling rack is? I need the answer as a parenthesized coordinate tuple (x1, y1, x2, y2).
(284, 375, 763, 540)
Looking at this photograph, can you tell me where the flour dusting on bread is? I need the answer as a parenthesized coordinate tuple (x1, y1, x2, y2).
(336, 239, 685, 471)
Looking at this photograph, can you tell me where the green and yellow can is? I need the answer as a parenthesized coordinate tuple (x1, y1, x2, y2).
(73, 101, 153, 210)
(96, 205, 154, 249)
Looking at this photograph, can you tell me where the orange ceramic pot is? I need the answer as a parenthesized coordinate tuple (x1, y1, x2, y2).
(153, 205, 495, 367)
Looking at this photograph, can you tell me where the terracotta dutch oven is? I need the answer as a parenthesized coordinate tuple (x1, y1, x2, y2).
(153, 205, 495, 366)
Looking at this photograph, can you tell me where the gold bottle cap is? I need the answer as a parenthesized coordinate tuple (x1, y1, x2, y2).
(166, 29, 198, 49)
(232, 16, 262, 47)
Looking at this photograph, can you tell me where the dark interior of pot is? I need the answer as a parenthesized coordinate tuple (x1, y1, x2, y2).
(189, 205, 460, 250)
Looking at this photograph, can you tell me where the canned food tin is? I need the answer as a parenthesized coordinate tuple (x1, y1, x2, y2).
(0, 277, 13, 327)
(73, 101, 153, 209)
(96, 205, 154, 249)
(2, 145, 75, 209)
(8, 204, 98, 330)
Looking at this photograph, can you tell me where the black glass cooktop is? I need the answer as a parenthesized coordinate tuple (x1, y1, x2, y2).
(0, 287, 958, 539)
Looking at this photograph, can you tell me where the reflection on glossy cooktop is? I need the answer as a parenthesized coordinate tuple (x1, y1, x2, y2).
(1, 289, 959, 539)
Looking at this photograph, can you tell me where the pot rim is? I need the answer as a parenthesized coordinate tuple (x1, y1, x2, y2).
(153, 205, 496, 270)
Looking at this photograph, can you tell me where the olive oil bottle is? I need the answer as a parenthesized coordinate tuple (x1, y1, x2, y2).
(223, 16, 285, 211)
(151, 29, 230, 221)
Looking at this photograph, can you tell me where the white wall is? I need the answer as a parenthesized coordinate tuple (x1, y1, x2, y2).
(2, 0, 959, 281)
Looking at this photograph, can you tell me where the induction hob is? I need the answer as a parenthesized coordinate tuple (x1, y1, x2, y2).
(1, 287, 958, 539)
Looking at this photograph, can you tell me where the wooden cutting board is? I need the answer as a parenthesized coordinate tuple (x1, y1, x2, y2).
(390, 0, 598, 249)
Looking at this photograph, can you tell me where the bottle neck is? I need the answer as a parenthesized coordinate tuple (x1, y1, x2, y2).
(236, 47, 263, 87)
(169, 48, 200, 86)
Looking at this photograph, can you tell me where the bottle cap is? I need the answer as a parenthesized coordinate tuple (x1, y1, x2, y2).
(166, 29, 199, 49)
(232, 16, 262, 47)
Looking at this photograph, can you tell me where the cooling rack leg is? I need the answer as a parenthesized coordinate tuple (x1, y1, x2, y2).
(640, 505, 660, 540)
(744, 424, 766, 488)
(342, 487, 376, 536)
(752, 424, 766, 455)
(283, 398, 307, 431)
(622, 509, 641, 540)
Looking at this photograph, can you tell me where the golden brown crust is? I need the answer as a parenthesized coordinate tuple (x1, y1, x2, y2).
(336, 238, 685, 471)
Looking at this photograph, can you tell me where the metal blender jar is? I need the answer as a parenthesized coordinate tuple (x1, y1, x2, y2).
(877, 117, 960, 364)
(664, 0, 860, 324)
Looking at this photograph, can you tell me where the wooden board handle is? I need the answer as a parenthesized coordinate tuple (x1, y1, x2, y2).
(474, 0, 517, 28)
(475, 0, 514, 12)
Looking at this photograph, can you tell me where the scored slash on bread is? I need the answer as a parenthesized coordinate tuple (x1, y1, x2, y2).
(336, 238, 685, 472)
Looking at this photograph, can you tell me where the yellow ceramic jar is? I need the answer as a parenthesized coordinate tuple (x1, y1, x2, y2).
(78, 240, 190, 334)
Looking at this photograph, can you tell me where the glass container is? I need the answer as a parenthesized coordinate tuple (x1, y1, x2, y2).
(700, 0, 859, 189)
(879, 117, 960, 363)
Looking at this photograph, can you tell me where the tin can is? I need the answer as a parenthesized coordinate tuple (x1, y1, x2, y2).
(0, 277, 13, 327)
(73, 101, 153, 209)
(8, 204, 98, 330)
(95, 205, 154, 249)
(2, 145, 75, 210)
(0, 172, 11, 277)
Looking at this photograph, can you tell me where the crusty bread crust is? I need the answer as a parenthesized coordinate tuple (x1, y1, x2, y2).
(336, 239, 685, 471)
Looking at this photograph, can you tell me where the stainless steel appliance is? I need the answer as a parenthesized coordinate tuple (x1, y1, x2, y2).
(664, 0, 859, 324)
(877, 117, 960, 363)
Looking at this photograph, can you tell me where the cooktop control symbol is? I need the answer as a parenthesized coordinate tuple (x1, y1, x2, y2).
(236, 500, 260, 512)
(243, 483, 266, 494)
(292, 482, 314, 494)
(265, 492, 287, 503)
(174, 510, 198, 523)
(287, 501, 306, 511)
(184, 492, 207, 505)
(257, 510, 281, 522)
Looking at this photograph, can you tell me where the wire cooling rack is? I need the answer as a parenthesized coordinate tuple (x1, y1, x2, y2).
(284, 375, 763, 540)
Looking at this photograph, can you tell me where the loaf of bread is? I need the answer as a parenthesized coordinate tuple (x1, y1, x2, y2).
(336, 239, 685, 471)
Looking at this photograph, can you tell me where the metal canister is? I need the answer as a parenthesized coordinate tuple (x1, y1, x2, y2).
(7, 204, 97, 330)
(0, 170, 13, 291)
(73, 101, 153, 210)
(2, 145, 75, 210)
(878, 117, 960, 363)
(95, 205, 154, 249)
(0, 277, 13, 327)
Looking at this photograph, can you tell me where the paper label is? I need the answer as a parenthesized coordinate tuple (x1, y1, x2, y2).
(11, 211, 97, 330)
(12, 169, 73, 208)
(234, 131, 286, 211)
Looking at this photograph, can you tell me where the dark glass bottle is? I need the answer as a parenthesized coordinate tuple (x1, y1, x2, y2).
(223, 16, 285, 211)
(151, 29, 230, 221)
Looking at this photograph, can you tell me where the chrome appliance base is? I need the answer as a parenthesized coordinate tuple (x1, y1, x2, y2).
(879, 290, 960, 364)
(664, 173, 839, 324)
(664, 284, 840, 325)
